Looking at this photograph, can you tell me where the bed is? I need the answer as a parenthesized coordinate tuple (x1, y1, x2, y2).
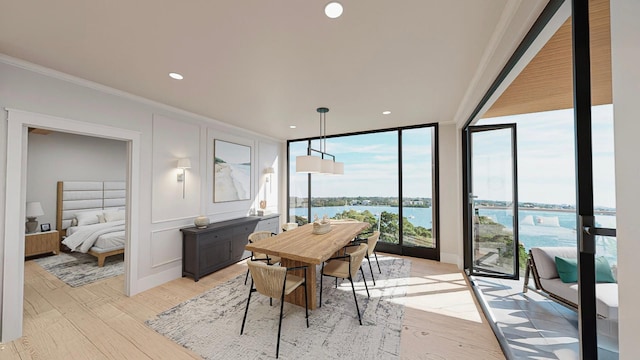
(56, 181, 126, 266)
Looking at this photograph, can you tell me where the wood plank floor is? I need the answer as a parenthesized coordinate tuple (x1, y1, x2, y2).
(1, 254, 505, 359)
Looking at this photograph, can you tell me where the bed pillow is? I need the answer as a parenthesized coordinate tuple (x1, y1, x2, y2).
(555, 256, 617, 283)
(74, 210, 103, 226)
(104, 210, 125, 222)
(555, 256, 578, 283)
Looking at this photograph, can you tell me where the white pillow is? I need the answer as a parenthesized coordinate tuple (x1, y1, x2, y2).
(536, 216, 560, 227)
(520, 215, 535, 226)
(104, 210, 125, 222)
(74, 210, 103, 226)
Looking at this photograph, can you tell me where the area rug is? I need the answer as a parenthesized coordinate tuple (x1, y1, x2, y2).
(33, 252, 124, 287)
(146, 255, 411, 359)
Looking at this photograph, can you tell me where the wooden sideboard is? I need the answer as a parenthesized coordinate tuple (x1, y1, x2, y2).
(180, 214, 280, 281)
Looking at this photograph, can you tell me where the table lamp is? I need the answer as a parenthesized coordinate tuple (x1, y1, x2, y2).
(26, 201, 44, 234)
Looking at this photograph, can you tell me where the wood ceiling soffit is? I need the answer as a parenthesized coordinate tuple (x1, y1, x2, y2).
(484, 0, 611, 119)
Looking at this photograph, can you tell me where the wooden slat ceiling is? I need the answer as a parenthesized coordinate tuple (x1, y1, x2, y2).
(484, 0, 611, 119)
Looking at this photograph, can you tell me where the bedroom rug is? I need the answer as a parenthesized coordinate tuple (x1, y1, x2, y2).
(33, 252, 124, 287)
(146, 255, 411, 359)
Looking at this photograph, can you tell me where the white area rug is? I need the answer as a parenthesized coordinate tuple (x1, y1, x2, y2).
(34, 252, 124, 287)
(146, 255, 411, 359)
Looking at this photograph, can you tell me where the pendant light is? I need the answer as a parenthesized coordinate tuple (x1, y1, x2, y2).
(295, 107, 343, 175)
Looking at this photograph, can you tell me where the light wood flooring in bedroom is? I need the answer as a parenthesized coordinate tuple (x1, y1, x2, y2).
(2, 254, 504, 359)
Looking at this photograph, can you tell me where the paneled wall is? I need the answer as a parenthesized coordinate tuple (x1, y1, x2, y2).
(0, 57, 284, 302)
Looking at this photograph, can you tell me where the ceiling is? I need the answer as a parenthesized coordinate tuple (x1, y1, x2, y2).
(0, 1, 548, 140)
(485, 0, 611, 118)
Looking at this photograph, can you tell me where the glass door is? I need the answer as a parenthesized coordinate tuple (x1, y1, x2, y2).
(468, 124, 519, 279)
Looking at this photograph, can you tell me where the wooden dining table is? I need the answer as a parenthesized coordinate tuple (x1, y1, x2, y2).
(245, 221, 370, 310)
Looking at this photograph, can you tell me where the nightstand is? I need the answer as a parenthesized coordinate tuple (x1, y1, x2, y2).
(25, 230, 59, 257)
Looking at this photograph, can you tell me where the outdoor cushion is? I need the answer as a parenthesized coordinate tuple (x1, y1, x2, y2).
(531, 247, 577, 279)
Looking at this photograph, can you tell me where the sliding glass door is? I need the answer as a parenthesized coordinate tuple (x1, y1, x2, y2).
(467, 124, 519, 279)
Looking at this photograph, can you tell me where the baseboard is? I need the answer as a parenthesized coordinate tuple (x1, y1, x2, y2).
(440, 252, 461, 268)
(134, 265, 182, 295)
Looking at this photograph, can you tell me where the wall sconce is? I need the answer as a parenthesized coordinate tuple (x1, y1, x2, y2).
(259, 167, 275, 212)
(176, 158, 191, 198)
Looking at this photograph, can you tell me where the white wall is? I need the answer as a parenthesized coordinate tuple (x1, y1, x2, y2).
(26, 131, 127, 229)
(0, 57, 283, 341)
(438, 124, 463, 267)
(610, 1, 640, 357)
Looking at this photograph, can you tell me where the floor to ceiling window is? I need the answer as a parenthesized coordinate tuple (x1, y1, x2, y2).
(287, 124, 439, 260)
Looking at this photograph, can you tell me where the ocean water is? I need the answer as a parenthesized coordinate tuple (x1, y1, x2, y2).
(292, 205, 618, 263)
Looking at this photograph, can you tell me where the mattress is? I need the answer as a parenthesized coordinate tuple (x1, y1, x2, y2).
(93, 230, 125, 250)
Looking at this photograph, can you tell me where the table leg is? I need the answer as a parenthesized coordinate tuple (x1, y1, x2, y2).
(280, 258, 317, 310)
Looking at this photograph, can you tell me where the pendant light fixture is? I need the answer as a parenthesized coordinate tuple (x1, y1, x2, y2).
(296, 107, 344, 175)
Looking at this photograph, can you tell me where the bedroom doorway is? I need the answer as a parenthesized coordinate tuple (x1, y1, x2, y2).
(2, 109, 141, 342)
(25, 131, 128, 288)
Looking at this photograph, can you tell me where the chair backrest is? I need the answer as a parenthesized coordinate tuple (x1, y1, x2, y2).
(366, 231, 380, 255)
(247, 260, 286, 299)
(282, 222, 298, 231)
(348, 243, 368, 278)
(248, 230, 274, 243)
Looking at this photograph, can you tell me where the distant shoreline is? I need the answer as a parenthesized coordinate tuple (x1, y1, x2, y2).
(475, 205, 616, 215)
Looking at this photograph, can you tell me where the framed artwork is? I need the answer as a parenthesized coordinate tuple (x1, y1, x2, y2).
(214, 139, 251, 202)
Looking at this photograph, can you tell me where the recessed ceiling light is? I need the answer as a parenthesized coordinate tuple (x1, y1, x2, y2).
(324, 2, 343, 19)
(289, 125, 297, 129)
(169, 72, 184, 80)
(382, 111, 391, 115)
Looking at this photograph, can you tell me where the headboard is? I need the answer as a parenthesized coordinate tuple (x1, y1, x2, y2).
(56, 181, 126, 241)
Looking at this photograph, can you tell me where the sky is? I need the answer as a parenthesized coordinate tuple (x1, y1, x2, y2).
(289, 104, 616, 208)
(478, 104, 615, 208)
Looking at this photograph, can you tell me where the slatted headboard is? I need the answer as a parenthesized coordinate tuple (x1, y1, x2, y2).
(56, 181, 126, 241)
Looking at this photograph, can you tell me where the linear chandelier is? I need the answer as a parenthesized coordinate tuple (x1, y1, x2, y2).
(296, 107, 344, 175)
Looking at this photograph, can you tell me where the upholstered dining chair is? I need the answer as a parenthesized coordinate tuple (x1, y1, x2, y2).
(244, 231, 280, 285)
(241, 260, 309, 359)
(346, 231, 381, 286)
(319, 243, 370, 325)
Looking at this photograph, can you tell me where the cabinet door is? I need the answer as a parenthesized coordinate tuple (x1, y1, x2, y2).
(256, 217, 279, 233)
(199, 230, 233, 273)
(232, 223, 256, 260)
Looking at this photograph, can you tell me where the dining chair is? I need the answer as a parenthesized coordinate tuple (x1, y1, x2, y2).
(319, 243, 370, 325)
(241, 260, 309, 359)
(346, 231, 381, 286)
(244, 231, 280, 285)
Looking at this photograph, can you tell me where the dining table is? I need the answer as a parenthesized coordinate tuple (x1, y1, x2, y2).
(245, 221, 370, 310)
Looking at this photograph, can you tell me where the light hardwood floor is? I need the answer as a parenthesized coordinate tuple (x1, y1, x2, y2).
(1, 254, 505, 359)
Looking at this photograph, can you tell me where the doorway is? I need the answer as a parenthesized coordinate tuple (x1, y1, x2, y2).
(2, 109, 141, 342)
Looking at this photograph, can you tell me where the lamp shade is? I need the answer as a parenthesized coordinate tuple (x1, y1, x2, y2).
(332, 161, 344, 175)
(321, 158, 334, 174)
(296, 155, 321, 173)
(177, 158, 191, 169)
(26, 202, 44, 218)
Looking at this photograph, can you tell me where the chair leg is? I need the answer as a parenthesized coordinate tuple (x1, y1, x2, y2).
(319, 264, 324, 307)
(523, 258, 531, 293)
(366, 254, 375, 286)
(349, 276, 362, 325)
(276, 290, 286, 359)
(374, 251, 381, 273)
(360, 266, 370, 298)
(244, 268, 250, 285)
(240, 281, 254, 335)
(335, 277, 338, 288)
(304, 270, 309, 328)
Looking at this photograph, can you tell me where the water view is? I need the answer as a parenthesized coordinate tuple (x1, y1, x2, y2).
(291, 205, 618, 264)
